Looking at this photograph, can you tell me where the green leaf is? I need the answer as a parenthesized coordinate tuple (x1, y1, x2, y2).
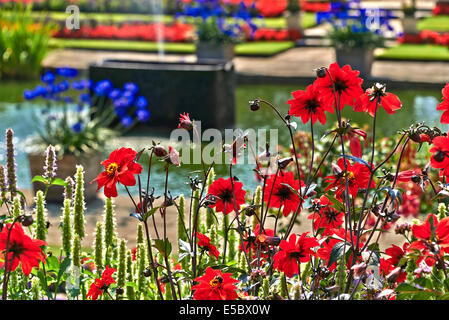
(327, 241, 348, 268)
(50, 178, 68, 187)
(32, 175, 48, 185)
(46, 255, 60, 272)
(142, 207, 160, 222)
(326, 195, 346, 213)
(153, 238, 172, 257)
(126, 281, 139, 290)
(56, 257, 71, 282)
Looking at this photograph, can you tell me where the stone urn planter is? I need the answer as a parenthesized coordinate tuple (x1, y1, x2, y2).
(401, 15, 417, 34)
(335, 47, 374, 78)
(28, 153, 103, 203)
(196, 42, 235, 63)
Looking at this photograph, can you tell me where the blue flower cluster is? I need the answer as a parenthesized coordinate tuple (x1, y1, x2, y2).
(23, 67, 151, 133)
(317, 0, 395, 35)
(93, 80, 151, 128)
(178, 0, 258, 39)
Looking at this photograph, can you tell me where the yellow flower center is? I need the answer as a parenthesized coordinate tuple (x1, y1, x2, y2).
(106, 163, 119, 175)
(209, 276, 223, 289)
(343, 171, 355, 180)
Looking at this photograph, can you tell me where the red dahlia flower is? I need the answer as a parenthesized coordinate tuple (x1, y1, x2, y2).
(264, 171, 303, 217)
(314, 62, 363, 110)
(385, 243, 409, 266)
(0, 223, 46, 276)
(429, 135, 449, 177)
(354, 83, 402, 117)
(437, 83, 449, 123)
(87, 265, 116, 300)
(91, 147, 143, 198)
(192, 267, 239, 300)
(287, 83, 334, 125)
(308, 196, 344, 236)
(324, 158, 375, 200)
(273, 233, 319, 277)
(408, 214, 449, 266)
(196, 232, 220, 259)
(207, 177, 246, 215)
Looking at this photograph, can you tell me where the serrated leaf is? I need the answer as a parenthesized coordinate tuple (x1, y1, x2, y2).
(326, 194, 345, 213)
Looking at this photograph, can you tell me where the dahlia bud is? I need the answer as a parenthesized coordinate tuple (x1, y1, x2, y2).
(277, 157, 293, 169)
(21, 215, 34, 227)
(256, 234, 281, 246)
(116, 287, 124, 295)
(315, 67, 327, 78)
(411, 174, 421, 184)
(244, 205, 257, 216)
(249, 269, 266, 281)
(317, 266, 330, 278)
(153, 145, 167, 157)
(249, 99, 260, 111)
(143, 267, 152, 277)
(395, 222, 412, 235)
(203, 194, 217, 207)
(178, 113, 193, 130)
(420, 134, 431, 143)
(284, 114, 291, 121)
(409, 132, 422, 143)
(167, 146, 180, 167)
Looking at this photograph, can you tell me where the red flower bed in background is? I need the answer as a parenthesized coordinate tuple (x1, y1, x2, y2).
(182, 0, 330, 16)
(55, 22, 301, 42)
(399, 30, 449, 46)
(53, 22, 195, 42)
(254, 0, 330, 17)
(249, 28, 301, 41)
(433, 2, 449, 16)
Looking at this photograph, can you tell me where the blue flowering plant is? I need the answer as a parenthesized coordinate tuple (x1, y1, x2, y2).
(318, 0, 394, 50)
(23, 67, 151, 157)
(177, 0, 258, 44)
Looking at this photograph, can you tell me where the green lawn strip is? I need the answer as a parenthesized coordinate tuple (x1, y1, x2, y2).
(377, 44, 449, 61)
(418, 15, 449, 32)
(49, 38, 294, 56)
(49, 38, 196, 53)
(3, 10, 316, 29)
(235, 41, 294, 56)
